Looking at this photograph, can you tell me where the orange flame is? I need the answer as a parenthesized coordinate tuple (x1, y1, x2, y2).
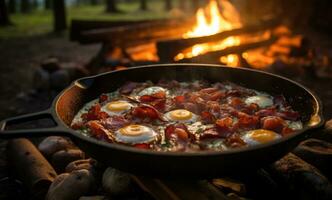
(175, 0, 242, 66)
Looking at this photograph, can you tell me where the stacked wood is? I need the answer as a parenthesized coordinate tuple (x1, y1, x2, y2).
(6, 139, 57, 200)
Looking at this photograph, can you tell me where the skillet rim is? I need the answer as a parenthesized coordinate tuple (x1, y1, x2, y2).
(53, 63, 325, 157)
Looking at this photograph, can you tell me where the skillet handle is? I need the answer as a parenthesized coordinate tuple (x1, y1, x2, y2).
(0, 110, 68, 139)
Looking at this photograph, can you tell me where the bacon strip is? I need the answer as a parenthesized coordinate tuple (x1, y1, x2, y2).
(165, 123, 192, 142)
(131, 104, 166, 121)
(87, 121, 113, 142)
(81, 104, 109, 121)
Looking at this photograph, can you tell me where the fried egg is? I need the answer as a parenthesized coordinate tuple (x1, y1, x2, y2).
(245, 95, 273, 108)
(138, 86, 168, 96)
(164, 109, 198, 123)
(114, 125, 157, 144)
(242, 129, 281, 145)
(101, 101, 133, 116)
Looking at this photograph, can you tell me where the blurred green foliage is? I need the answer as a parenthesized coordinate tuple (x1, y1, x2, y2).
(0, 0, 183, 38)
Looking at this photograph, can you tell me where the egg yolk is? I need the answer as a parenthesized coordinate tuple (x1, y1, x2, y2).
(106, 101, 131, 112)
(249, 129, 279, 143)
(119, 125, 148, 136)
(169, 109, 193, 121)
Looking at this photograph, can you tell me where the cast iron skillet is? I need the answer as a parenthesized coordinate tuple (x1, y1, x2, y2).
(0, 64, 325, 177)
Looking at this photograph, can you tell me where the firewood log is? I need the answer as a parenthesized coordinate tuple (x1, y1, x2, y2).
(7, 139, 57, 200)
(269, 153, 332, 200)
(293, 139, 332, 179)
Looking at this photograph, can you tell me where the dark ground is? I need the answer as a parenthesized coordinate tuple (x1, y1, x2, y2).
(0, 33, 100, 120)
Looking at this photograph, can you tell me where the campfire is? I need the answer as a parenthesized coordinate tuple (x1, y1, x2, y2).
(69, 0, 318, 78)
(175, 0, 242, 63)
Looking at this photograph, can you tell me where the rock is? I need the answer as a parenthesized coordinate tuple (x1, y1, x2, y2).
(41, 57, 61, 73)
(66, 159, 96, 173)
(46, 170, 95, 200)
(79, 196, 107, 200)
(38, 136, 75, 159)
(51, 149, 85, 173)
(33, 68, 50, 90)
(50, 69, 71, 90)
(102, 168, 132, 197)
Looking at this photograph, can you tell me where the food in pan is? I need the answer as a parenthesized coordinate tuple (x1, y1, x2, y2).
(71, 80, 303, 152)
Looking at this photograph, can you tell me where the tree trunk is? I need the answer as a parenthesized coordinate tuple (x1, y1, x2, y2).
(0, 0, 11, 25)
(90, 0, 98, 5)
(21, 0, 31, 13)
(53, 0, 67, 31)
(31, 0, 38, 10)
(192, 0, 200, 11)
(45, 0, 52, 9)
(179, 0, 186, 10)
(140, 0, 147, 10)
(8, 0, 16, 13)
(106, 0, 118, 13)
(164, 0, 172, 11)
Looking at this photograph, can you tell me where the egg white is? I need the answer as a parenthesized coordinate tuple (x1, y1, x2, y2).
(138, 86, 169, 97)
(242, 129, 281, 145)
(245, 95, 273, 108)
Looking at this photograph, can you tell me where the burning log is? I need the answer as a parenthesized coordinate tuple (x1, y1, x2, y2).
(178, 36, 278, 64)
(7, 139, 57, 200)
(268, 153, 332, 200)
(157, 19, 279, 62)
(80, 18, 195, 47)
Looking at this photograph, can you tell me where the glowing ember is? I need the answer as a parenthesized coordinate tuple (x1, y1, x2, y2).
(175, 0, 243, 65)
(175, 37, 241, 61)
(220, 54, 240, 67)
